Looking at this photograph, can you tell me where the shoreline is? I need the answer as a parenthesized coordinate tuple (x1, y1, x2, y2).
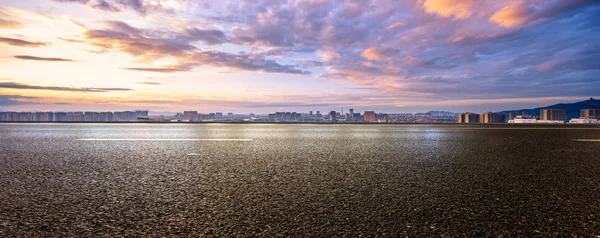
(1, 121, 599, 126)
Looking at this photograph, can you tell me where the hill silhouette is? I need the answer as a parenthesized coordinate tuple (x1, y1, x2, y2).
(499, 98, 600, 120)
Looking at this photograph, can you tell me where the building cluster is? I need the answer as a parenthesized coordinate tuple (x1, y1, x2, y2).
(384, 112, 457, 123)
(169, 111, 251, 122)
(268, 112, 302, 121)
(457, 112, 507, 123)
(175, 111, 216, 121)
(262, 109, 392, 122)
(0, 111, 148, 122)
(3, 108, 599, 124)
(570, 109, 600, 124)
(456, 108, 600, 124)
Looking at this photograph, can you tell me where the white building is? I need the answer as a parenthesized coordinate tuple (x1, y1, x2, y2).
(508, 116, 564, 124)
(569, 118, 599, 124)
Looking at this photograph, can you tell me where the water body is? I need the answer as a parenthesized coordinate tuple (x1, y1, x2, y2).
(1, 123, 599, 236)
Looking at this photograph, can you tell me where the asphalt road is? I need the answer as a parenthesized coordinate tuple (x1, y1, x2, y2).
(1, 123, 599, 237)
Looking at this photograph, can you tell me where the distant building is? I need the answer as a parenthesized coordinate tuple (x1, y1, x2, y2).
(581, 109, 600, 119)
(55, 112, 67, 121)
(35, 112, 54, 122)
(377, 113, 389, 122)
(569, 118, 599, 124)
(540, 109, 565, 122)
(347, 109, 354, 121)
(364, 111, 376, 122)
(509, 115, 564, 124)
(329, 111, 337, 121)
(481, 112, 506, 123)
(67, 112, 84, 121)
(508, 112, 516, 121)
(457, 112, 480, 124)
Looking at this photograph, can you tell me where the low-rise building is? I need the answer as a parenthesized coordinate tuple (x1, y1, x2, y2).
(569, 118, 599, 124)
(508, 115, 564, 124)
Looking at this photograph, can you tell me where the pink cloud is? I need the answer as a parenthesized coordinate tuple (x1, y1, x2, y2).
(535, 61, 557, 72)
(386, 21, 406, 31)
(420, 0, 477, 19)
(360, 48, 401, 61)
(489, 0, 534, 28)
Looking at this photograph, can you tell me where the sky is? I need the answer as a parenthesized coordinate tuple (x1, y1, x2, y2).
(0, 0, 599, 114)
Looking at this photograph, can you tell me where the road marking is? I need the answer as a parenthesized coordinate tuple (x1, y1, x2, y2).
(574, 139, 600, 142)
(77, 138, 253, 141)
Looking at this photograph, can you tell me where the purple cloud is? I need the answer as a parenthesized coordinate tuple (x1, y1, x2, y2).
(0, 82, 132, 92)
(0, 37, 48, 47)
(14, 55, 79, 62)
(49, 0, 600, 102)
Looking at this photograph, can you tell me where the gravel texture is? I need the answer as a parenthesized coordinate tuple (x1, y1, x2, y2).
(1, 123, 599, 237)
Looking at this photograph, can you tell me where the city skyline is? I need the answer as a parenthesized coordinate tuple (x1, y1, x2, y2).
(1, 0, 599, 113)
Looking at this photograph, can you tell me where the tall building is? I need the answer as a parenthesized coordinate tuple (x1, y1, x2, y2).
(482, 112, 506, 123)
(329, 111, 337, 121)
(457, 112, 480, 123)
(540, 109, 565, 121)
(35, 112, 54, 122)
(508, 112, 516, 121)
(114, 111, 134, 121)
(364, 111, 376, 122)
(135, 110, 149, 119)
(66, 112, 84, 121)
(55, 112, 67, 121)
(348, 109, 354, 121)
(581, 109, 600, 119)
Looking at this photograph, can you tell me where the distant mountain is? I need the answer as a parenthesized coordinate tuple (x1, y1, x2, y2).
(426, 111, 457, 115)
(499, 97, 600, 120)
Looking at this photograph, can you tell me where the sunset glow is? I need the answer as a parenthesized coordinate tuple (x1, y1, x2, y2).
(1, 0, 599, 113)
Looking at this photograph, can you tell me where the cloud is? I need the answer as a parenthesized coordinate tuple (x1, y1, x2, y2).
(0, 82, 133, 92)
(0, 95, 36, 107)
(317, 51, 341, 62)
(184, 28, 228, 45)
(13, 55, 79, 62)
(7, 0, 599, 111)
(0, 18, 23, 29)
(386, 21, 406, 31)
(360, 48, 400, 61)
(489, 1, 536, 28)
(52, 0, 187, 14)
(136, 81, 161, 85)
(102, 20, 140, 34)
(81, 20, 309, 75)
(189, 51, 311, 75)
(489, 0, 599, 28)
(535, 61, 558, 72)
(0, 37, 48, 47)
(421, 0, 476, 19)
(298, 60, 324, 68)
(122, 67, 188, 73)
